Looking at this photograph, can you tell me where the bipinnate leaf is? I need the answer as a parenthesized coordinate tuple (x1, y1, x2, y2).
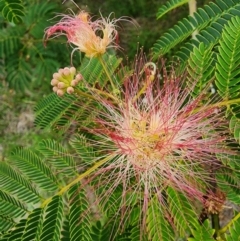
(167, 187, 199, 237)
(147, 196, 175, 241)
(156, 0, 189, 20)
(188, 219, 215, 241)
(215, 16, 240, 100)
(0, 0, 24, 23)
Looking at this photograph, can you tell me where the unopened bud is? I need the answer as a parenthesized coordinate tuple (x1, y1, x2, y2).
(58, 82, 65, 89)
(75, 74, 83, 82)
(53, 86, 58, 92)
(58, 68, 64, 74)
(53, 73, 61, 80)
(63, 68, 70, 76)
(51, 78, 59, 86)
(67, 86, 74, 94)
(69, 67, 76, 75)
(71, 79, 78, 87)
(57, 89, 64, 96)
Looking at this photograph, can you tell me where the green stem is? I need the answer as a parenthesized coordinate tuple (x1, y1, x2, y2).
(75, 87, 118, 103)
(74, 88, 96, 100)
(212, 214, 220, 238)
(218, 212, 240, 235)
(214, 98, 240, 107)
(192, 98, 240, 114)
(98, 55, 115, 90)
(41, 154, 114, 208)
(188, 0, 198, 39)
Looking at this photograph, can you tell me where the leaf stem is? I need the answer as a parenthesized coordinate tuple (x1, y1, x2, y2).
(41, 155, 114, 207)
(188, 0, 198, 39)
(98, 55, 116, 90)
(212, 213, 220, 238)
(218, 212, 240, 235)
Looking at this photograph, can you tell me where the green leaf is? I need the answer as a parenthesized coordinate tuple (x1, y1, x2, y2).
(217, 172, 240, 205)
(167, 187, 199, 237)
(188, 219, 215, 241)
(147, 196, 175, 241)
(156, 0, 189, 20)
(38, 139, 77, 177)
(215, 16, 240, 100)
(21, 208, 44, 241)
(153, 0, 240, 58)
(0, 0, 25, 23)
(224, 213, 240, 241)
(187, 42, 215, 96)
(68, 184, 92, 241)
(229, 115, 240, 143)
(10, 148, 59, 192)
(39, 195, 64, 241)
(70, 134, 96, 165)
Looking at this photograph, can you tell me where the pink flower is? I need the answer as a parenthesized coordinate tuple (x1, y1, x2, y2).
(45, 11, 119, 58)
(76, 58, 232, 236)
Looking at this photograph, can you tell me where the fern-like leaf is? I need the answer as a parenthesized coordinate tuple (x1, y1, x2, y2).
(156, 0, 189, 20)
(167, 187, 199, 237)
(38, 139, 77, 177)
(229, 115, 240, 144)
(224, 214, 240, 241)
(0, 161, 40, 203)
(187, 42, 215, 96)
(147, 196, 175, 241)
(10, 148, 59, 192)
(21, 208, 44, 241)
(39, 195, 64, 241)
(6, 57, 33, 91)
(153, 0, 240, 58)
(69, 134, 96, 165)
(215, 16, 240, 100)
(68, 184, 92, 241)
(0, 0, 25, 23)
(217, 172, 240, 205)
(188, 219, 215, 241)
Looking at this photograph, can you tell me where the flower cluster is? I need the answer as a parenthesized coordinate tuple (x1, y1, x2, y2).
(83, 57, 231, 229)
(45, 9, 234, 237)
(45, 11, 119, 58)
(51, 67, 82, 96)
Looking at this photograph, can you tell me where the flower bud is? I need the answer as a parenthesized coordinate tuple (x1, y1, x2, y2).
(71, 79, 78, 87)
(57, 89, 64, 96)
(58, 68, 64, 74)
(53, 73, 61, 80)
(67, 86, 74, 94)
(58, 82, 65, 89)
(51, 79, 59, 86)
(70, 67, 76, 75)
(53, 86, 58, 92)
(75, 74, 83, 82)
(63, 68, 70, 76)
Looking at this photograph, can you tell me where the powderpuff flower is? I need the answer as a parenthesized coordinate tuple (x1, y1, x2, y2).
(45, 11, 119, 58)
(78, 57, 233, 237)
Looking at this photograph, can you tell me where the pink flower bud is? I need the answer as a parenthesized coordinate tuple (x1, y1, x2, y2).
(51, 79, 59, 86)
(75, 74, 83, 82)
(70, 67, 76, 75)
(57, 89, 64, 96)
(71, 79, 78, 87)
(53, 73, 61, 80)
(58, 68, 64, 74)
(63, 68, 70, 76)
(67, 86, 74, 94)
(57, 82, 65, 89)
(52, 86, 58, 92)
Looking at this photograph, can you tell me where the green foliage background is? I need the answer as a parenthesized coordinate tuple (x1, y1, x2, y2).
(0, 0, 240, 240)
